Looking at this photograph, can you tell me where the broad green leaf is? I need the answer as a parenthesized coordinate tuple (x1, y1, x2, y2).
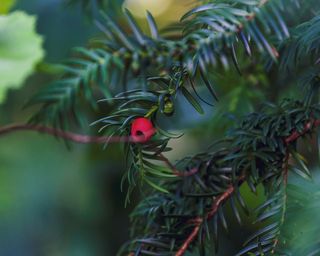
(0, 11, 44, 103)
(0, 0, 15, 14)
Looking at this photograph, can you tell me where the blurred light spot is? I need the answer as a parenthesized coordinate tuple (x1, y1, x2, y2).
(123, 0, 173, 18)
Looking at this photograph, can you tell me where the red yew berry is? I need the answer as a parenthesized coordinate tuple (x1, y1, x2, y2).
(131, 117, 156, 143)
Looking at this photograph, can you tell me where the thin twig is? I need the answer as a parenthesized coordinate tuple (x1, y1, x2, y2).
(207, 185, 235, 219)
(0, 123, 140, 144)
(175, 184, 237, 256)
(285, 119, 320, 144)
(158, 153, 198, 177)
(0, 118, 319, 146)
(176, 217, 203, 256)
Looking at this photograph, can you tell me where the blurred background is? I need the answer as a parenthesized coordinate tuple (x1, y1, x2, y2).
(0, 0, 319, 255)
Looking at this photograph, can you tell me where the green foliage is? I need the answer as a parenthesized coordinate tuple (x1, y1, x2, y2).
(119, 98, 320, 255)
(277, 180, 320, 255)
(28, 0, 297, 129)
(278, 14, 320, 72)
(28, 47, 118, 128)
(21, 0, 320, 255)
(0, 11, 44, 104)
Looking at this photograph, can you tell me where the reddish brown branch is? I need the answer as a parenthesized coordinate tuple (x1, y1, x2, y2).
(176, 217, 203, 256)
(0, 123, 138, 144)
(208, 185, 235, 219)
(2, 119, 320, 256)
(175, 184, 236, 256)
(1, 118, 319, 146)
(285, 119, 320, 144)
(158, 153, 198, 177)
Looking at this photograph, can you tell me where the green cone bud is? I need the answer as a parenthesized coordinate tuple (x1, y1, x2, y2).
(160, 94, 174, 116)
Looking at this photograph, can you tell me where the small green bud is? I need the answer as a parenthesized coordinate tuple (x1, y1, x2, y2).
(159, 94, 174, 116)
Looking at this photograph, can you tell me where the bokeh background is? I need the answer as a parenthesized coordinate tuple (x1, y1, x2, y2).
(0, 0, 319, 255)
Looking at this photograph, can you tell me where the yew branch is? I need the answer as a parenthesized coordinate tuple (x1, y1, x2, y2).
(158, 153, 198, 177)
(175, 119, 320, 255)
(175, 184, 236, 256)
(0, 124, 139, 144)
(1, 119, 320, 256)
(285, 119, 320, 144)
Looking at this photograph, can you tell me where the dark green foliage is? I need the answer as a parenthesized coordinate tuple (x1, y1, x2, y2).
(26, 0, 320, 255)
(28, 47, 118, 128)
(278, 14, 320, 72)
(119, 98, 320, 255)
(28, 0, 301, 129)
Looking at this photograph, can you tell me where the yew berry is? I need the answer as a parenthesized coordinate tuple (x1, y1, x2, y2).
(131, 117, 156, 143)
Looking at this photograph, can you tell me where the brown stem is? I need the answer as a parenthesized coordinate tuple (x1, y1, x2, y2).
(285, 119, 320, 144)
(207, 185, 235, 219)
(175, 217, 203, 256)
(1, 118, 319, 146)
(158, 153, 198, 177)
(0, 124, 137, 144)
(175, 183, 237, 256)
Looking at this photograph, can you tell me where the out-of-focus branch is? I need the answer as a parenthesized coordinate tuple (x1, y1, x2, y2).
(0, 123, 137, 144)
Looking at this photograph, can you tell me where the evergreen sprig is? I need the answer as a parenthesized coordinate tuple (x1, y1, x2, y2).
(22, 0, 320, 255)
(120, 99, 320, 255)
(277, 14, 320, 72)
(28, 0, 301, 129)
(276, 182, 320, 255)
